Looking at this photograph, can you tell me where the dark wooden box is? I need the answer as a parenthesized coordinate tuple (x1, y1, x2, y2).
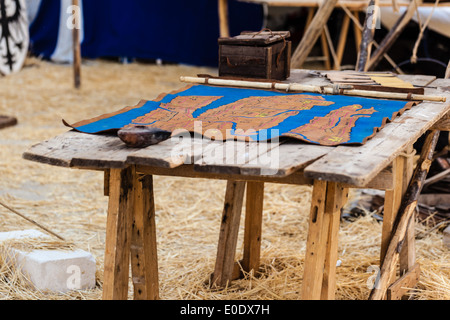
(218, 31, 291, 81)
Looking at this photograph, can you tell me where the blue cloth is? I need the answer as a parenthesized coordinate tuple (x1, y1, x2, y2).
(28, 0, 264, 67)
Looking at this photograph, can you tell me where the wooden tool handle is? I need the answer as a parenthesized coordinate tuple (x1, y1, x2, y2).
(180, 76, 447, 102)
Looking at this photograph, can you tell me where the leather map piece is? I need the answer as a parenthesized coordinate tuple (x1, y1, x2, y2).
(64, 84, 415, 146)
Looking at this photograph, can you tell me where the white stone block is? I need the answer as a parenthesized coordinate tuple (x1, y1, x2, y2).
(0, 229, 96, 293)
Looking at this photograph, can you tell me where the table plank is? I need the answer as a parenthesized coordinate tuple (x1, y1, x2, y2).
(22, 131, 121, 168)
(303, 85, 450, 186)
(240, 142, 334, 177)
(194, 140, 281, 175)
(126, 135, 210, 168)
(23, 131, 217, 170)
(71, 136, 142, 169)
(397, 74, 436, 87)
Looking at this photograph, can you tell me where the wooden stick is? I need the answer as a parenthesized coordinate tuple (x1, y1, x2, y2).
(180, 76, 447, 102)
(291, 0, 338, 68)
(72, 0, 81, 89)
(0, 201, 65, 241)
(369, 130, 440, 300)
(423, 167, 450, 187)
(410, 0, 440, 64)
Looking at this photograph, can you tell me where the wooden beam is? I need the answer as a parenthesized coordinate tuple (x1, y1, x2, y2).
(291, 0, 338, 68)
(369, 130, 440, 300)
(387, 263, 421, 300)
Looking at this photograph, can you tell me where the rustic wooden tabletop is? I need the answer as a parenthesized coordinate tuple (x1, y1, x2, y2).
(23, 70, 450, 189)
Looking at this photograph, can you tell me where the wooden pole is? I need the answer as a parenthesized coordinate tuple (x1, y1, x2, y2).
(72, 0, 81, 89)
(291, 0, 338, 69)
(180, 76, 447, 102)
(369, 130, 440, 300)
(356, 0, 379, 71)
(218, 0, 230, 38)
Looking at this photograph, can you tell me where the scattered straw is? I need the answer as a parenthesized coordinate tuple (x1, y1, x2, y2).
(0, 57, 448, 300)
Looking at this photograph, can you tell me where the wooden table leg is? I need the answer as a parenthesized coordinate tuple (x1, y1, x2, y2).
(399, 147, 415, 279)
(241, 181, 264, 276)
(321, 183, 348, 299)
(103, 167, 134, 300)
(130, 174, 159, 300)
(382, 147, 416, 299)
(211, 180, 246, 288)
(302, 180, 348, 300)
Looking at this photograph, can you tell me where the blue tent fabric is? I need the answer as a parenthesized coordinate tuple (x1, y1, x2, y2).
(28, 0, 264, 67)
(29, 0, 60, 59)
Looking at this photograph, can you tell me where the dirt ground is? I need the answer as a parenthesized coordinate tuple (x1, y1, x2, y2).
(0, 57, 448, 300)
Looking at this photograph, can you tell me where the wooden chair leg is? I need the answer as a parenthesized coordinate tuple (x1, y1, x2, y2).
(211, 180, 246, 288)
(130, 174, 159, 300)
(302, 180, 347, 300)
(103, 167, 134, 300)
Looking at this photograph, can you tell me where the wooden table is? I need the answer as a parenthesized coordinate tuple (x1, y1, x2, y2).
(23, 70, 450, 300)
